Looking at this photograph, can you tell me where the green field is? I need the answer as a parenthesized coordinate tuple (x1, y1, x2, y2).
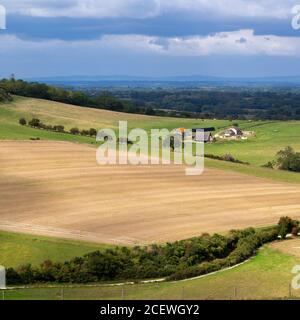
(0, 231, 112, 268)
(2, 246, 299, 300)
(1, 96, 300, 183)
(0, 96, 230, 140)
(206, 121, 300, 166)
(1, 97, 300, 168)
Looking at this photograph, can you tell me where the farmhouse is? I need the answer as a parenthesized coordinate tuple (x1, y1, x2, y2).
(224, 127, 243, 137)
(192, 127, 215, 143)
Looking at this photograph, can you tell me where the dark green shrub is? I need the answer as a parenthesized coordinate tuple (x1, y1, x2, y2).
(19, 118, 27, 126)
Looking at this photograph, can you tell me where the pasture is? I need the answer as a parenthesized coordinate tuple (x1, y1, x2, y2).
(0, 231, 111, 268)
(1, 96, 300, 169)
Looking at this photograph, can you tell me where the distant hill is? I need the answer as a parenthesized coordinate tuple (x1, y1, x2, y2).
(26, 75, 300, 88)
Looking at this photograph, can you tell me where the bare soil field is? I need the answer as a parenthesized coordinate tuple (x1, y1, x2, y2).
(1, 141, 300, 245)
(270, 239, 300, 257)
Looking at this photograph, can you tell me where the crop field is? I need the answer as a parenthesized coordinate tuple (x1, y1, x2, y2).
(270, 239, 300, 258)
(1, 140, 300, 245)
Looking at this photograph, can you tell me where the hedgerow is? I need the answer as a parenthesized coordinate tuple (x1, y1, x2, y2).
(6, 218, 293, 285)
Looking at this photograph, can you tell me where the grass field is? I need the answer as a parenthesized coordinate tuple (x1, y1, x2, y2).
(0, 96, 230, 140)
(0, 231, 111, 268)
(1, 140, 300, 245)
(2, 246, 300, 300)
(205, 121, 300, 166)
(1, 96, 300, 172)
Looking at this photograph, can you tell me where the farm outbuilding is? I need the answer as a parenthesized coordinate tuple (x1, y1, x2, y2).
(192, 127, 215, 143)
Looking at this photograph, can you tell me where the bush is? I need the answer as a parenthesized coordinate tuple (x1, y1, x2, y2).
(292, 226, 300, 237)
(53, 125, 65, 133)
(28, 118, 41, 128)
(205, 154, 249, 165)
(89, 128, 97, 137)
(278, 216, 298, 239)
(275, 146, 300, 172)
(80, 129, 90, 136)
(19, 118, 27, 126)
(262, 161, 274, 169)
(70, 127, 80, 135)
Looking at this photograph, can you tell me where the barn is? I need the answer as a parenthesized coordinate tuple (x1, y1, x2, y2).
(192, 127, 215, 143)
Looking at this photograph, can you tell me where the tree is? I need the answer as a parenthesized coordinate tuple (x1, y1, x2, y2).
(70, 127, 80, 135)
(19, 118, 27, 126)
(80, 129, 90, 136)
(145, 107, 156, 115)
(28, 118, 41, 128)
(278, 216, 299, 239)
(89, 128, 97, 137)
(275, 147, 300, 172)
(53, 125, 65, 133)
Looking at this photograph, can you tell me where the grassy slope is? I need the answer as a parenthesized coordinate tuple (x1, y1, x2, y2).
(1, 96, 300, 183)
(206, 121, 300, 166)
(1, 97, 300, 300)
(0, 95, 230, 135)
(3, 246, 299, 300)
(0, 231, 112, 268)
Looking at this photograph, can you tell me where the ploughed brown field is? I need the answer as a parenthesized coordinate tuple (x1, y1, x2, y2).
(1, 141, 300, 245)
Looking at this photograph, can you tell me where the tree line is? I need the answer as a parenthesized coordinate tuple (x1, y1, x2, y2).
(6, 217, 298, 285)
(111, 88, 300, 120)
(0, 78, 159, 116)
(0, 88, 12, 102)
(19, 117, 97, 137)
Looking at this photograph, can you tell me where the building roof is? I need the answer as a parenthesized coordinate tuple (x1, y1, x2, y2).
(194, 132, 213, 142)
(192, 127, 215, 132)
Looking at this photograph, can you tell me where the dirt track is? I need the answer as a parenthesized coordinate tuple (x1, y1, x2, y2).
(1, 141, 300, 245)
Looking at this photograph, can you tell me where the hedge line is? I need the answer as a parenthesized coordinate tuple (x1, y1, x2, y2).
(5, 217, 295, 285)
(167, 227, 278, 281)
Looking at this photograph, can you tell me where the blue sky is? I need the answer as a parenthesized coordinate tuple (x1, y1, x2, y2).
(1, 0, 300, 78)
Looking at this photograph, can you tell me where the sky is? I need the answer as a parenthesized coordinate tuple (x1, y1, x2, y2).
(0, 0, 300, 78)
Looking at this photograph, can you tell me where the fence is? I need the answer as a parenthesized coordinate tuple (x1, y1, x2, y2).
(1, 283, 300, 300)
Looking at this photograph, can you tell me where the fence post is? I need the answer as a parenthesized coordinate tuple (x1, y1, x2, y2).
(233, 287, 237, 300)
(289, 284, 292, 299)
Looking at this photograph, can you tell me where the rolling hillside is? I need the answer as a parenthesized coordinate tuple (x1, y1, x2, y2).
(1, 96, 300, 183)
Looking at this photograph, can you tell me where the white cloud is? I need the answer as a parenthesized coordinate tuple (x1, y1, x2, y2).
(2, 0, 161, 18)
(1, 0, 297, 19)
(0, 29, 299, 56)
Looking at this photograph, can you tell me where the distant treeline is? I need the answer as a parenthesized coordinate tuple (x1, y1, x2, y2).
(0, 88, 12, 102)
(0, 79, 162, 116)
(2, 79, 300, 120)
(6, 217, 298, 285)
(110, 89, 300, 120)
